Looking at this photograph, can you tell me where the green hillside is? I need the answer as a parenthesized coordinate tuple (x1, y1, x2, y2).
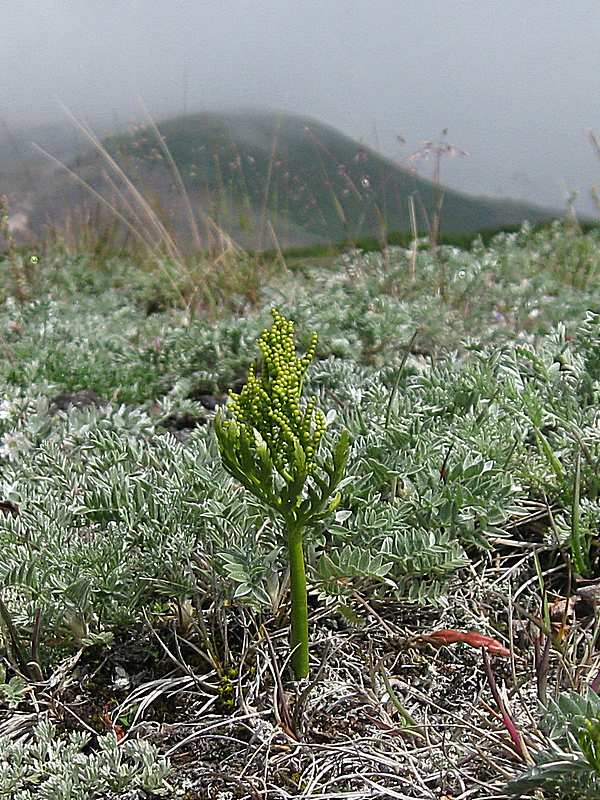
(28, 110, 558, 249)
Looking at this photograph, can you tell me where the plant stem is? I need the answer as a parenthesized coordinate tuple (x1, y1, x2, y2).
(571, 452, 590, 576)
(286, 523, 309, 679)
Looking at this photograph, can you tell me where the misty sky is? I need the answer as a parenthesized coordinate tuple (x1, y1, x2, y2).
(3, 0, 600, 213)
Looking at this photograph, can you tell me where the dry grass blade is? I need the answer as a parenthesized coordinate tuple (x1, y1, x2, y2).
(137, 94, 203, 254)
(30, 140, 188, 309)
(31, 102, 269, 315)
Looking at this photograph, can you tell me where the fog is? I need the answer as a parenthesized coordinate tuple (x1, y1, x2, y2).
(3, 0, 600, 213)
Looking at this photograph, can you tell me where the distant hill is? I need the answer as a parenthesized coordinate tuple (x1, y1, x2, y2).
(19, 110, 558, 250)
(0, 118, 110, 242)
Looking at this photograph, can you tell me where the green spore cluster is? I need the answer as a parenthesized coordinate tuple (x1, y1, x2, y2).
(225, 308, 326, 477)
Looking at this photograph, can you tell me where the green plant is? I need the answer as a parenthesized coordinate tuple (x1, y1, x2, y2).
(215, 309, 349, 678)
(0, 720, 170, 799)
(569, 452, 592, 576)
(508, 690, 600, 799)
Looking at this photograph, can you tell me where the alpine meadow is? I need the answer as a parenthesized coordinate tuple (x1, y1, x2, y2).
(2, 6, 600, 797)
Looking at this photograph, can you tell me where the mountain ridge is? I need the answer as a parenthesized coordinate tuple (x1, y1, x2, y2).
(16, 109, 560, 249)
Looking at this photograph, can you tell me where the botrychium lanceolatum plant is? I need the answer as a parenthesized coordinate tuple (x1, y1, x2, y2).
(215, 309, 349, 679)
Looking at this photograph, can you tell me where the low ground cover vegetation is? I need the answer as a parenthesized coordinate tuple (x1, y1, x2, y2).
(0, 221, 599, 797)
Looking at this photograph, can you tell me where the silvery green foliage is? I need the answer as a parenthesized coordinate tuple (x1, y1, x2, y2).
(0, 721, 170, 799)
(576, 310, 600, 388)
(0, 397, 155, 461)
(311, 315, 600, 582)
(314, 497, 468, 605)
(2, 304, 600, 645)
(5, 223, 600, 410)
(3, 225, 600, 650)
(0, 423, 230, 640)
(508, 691, 600, 799)
(0, 674, 28, 708)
